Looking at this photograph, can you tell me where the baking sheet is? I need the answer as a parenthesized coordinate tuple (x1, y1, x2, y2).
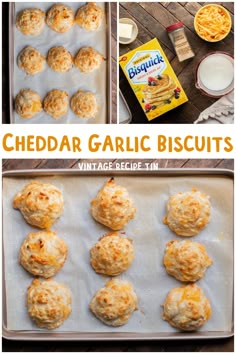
(119, 90, 132, 124)
(2, 173, 233, 334)
(12, 2, 108, 124)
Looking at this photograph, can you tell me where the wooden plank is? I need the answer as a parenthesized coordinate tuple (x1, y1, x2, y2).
(183, 159, 222, 168)
(153, 159, 188, 168)
(2, 159, 42, 171)
(35, 159, 79, 169)
(216, 159, 234, 170)
(110, 3, 117, 41)
(120, 3, 176, 50)
(184, 2, 202, 16)
(119, 5, 175, 61)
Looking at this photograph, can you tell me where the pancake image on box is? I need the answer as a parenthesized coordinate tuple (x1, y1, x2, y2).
(163, 240, 212, 282)
(47, 46, 73, 73)
(90, 279, 138, 326)
(19, 231, 68, 278)
(70, 90, 98, 118)
(162, 284, 211, 331)
(15, 89, 42, 119)
(27, 278, 71, 329)
(16, 8, 45, 36)
(13, 181, 64, 229)
(46, 4, 74, 33)
(91, 178, 136, 230)
(43, 89, 69, 119)
(75, 2, 104, 31)
(74, 47, 105, 73)
(163, 188, 211, 237)
(17, 46, 45, 75)
(90, 232, 134, 276)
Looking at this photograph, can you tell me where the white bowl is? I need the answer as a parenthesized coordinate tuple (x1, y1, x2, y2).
(119, 18, 138, 45)
(195, 52, 234, 98)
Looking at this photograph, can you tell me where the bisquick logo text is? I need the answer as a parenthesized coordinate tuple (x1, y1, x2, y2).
(128, 54, 164, 80)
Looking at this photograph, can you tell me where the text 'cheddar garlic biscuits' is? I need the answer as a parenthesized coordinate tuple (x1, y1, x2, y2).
(13, 181, 64, 229)
(17, 46, 45, 75)
(74, 47, 105, 73)
(90, 232, 134, 276)
(15, 89, 42, 119)
(19, 231, 68, 278)
(27, 278, 71, 329)
(91, 178, 136, 230)
(162, 284, 211, 331)
(163, 240, 212, 282)
(75, 2, 104, 31)
(43, 89, 69, 119)
(46, 4, 74, 33)
(47, 46, 73, 73)
(70, 90, 98, 118)
(163, 188, 211, 236)
(90, 279, 138, 326)
(16, 8, 45, 36)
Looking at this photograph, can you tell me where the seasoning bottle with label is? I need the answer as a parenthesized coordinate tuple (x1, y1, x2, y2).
(166, 22, 195, 62)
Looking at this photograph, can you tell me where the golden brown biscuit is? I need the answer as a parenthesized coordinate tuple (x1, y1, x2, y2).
(70, 90, 98, 118)
(27, 278, 71, 329)
(13, 181, 64, 229)
(91, 178, 136, 230)
(15, 89, 42, 119)
(16, 8, 45, 36)
(47, 46, 73, 73)
(75, 2, 104, 31)
(43, 89, 69, 119)
(90, 279, 138, 326)
(19, 231, 68, 278)
(162, 284, 211, 331)
(46, 4, 74, 33)
(17, 46, 45, 75)
(74, 47, 105, 73)
(90, 232, 134, 276)
(163, 240, 212, 282)
(163, 188, 211, 236)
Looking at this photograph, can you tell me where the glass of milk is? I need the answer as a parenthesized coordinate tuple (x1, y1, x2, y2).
(195, 52, 234, 97)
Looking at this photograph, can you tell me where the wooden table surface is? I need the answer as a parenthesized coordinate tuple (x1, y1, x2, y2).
(2, 2, 117, 124)
(119, 2, 234, 124)
(2, 158, 234, 352)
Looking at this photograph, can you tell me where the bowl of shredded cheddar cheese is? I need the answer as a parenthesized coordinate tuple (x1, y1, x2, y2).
(194, 4, 232, 42)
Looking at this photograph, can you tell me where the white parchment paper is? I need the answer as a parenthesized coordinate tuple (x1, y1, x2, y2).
(3, 174, 233, 333)
(13, 2, 107, 124)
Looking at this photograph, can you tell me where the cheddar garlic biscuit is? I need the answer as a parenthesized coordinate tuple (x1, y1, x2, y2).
(91, 178, 136, 230)
(47, 46, 73, 73)
(163, 189, 211, 236)
(90, 279, 138, 326)
(46, 4, 74, 33)
(43, 89, 69, 119)
(27, 278, 71, 329)
(17, 46, 45, 75)
(163, 240, 212, 282)
(90, 232, 134, 276)
(75, 2, 104, 31)
(13, 181, 64, 229)
(162, 284, 211, 331)
(70, 90, 98, 118)
(15, 89, 42, 119)
(74, 47, 105, 73)
(19, 231, 68, 278)
(16, 8, 45, 36)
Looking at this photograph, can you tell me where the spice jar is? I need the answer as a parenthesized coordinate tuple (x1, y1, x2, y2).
(166, 22, 195, 62)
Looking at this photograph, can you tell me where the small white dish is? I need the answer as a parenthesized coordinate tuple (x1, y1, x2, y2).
(119, 18, 138, 45)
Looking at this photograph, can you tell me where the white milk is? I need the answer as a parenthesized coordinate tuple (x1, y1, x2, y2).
(199, 54, 234, 91)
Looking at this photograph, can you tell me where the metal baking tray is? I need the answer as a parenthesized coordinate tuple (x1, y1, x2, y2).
(119, 89, 132, 124)
(2, 168, 234, 340)
(9, 2, 112, 124)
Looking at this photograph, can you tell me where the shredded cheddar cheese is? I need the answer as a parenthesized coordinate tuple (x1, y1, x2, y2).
(194, 4, 231, 42)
